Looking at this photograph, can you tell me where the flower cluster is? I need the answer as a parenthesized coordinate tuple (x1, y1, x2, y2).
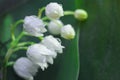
(14, 35, 64, 80)
(13, 2, 88, 80)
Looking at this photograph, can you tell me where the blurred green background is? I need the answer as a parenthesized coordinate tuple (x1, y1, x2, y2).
(0, 0, 120, 80)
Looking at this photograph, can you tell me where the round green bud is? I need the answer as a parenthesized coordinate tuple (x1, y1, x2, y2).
(74, 9, 88, 21)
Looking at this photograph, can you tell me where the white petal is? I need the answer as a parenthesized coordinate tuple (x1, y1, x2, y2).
(26, 43, 56, 69)
(14, 57, 38, 80)
(37, 62, 48, 71)
(27, 77, 33, 80)
(61, 24, 75, 39)
(41, 35, 64, 53)
(23, 15, 47, 37)
(27, 44, 56, 57)
(48, 20, 63, 35)
(27, 46, 47, 64)
(46, 56, 54, 64)
(45, 2, 64, 19)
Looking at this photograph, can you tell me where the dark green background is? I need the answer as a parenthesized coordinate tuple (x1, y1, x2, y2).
(79, 0, 120, 80)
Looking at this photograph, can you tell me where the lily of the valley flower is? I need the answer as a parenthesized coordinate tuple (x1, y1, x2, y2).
(61, 24, 75, 40)
(48, 20, 63, 35)
(14, 57, 39, 80)
(23, 15, 47, 37)
(45, 2, 64, 19)
(26, 43, 56, 70)
(41, 35, 64, 53)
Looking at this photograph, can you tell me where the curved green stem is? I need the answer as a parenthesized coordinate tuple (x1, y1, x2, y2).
(64, 11, 74, 15)
(38, 7, 45, 18)
(7, 61, 15, 67)
(17, 42, 35, 47)
(2, 31, 25, 80)
(38, 36, 44, 40)
(14, 46, 28, 52)
(11, 31, 25, 47)
(42, 16, 49, 21)
(11, 19, 24, 41)
(2, 48, 13, 80)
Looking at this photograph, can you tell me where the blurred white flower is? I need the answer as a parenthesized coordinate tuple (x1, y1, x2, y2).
(74, 9, 88, 21)
(61, 24, 75, 40)
(48, 20, 63, 35)
(45, 2, 64, 19)
(41, 35, 64, 53)
(26, 43, 56, 70)
(14, 57, 38, 80)
(23, 15, 47, 37)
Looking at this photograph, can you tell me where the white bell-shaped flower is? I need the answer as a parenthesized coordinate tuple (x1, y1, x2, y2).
(48, 20, 63, 35)
(23, 15, 47, 37)
(14, 57, 39, 80)
(45, 2, 64, 19)
(61, 24, 75, 40)
(26, 43, 56, 70)
(41, 35, 64, 53)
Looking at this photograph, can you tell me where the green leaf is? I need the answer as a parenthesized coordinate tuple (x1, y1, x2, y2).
(56, 27, 80, 80)
(0, 15, 13, 42)
(79, 0, 120, 80)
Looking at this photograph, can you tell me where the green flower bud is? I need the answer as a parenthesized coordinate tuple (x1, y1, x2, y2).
(74, 9, 88, 21)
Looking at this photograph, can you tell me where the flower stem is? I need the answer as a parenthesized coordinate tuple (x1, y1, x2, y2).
(42, 16, 49, 21)
(2, 31, 25, 80)
(11, 19, 24, 41)
(64, 11, 74, 15)
(17, 42, 35, 47)
(11, 31, 25, 47)
(6, 61, 15, 67)
(2, 48, 13, 80)
(13, 46, 28, 52)
(38, 7, 45, 18)
(38, 36, 44, 40)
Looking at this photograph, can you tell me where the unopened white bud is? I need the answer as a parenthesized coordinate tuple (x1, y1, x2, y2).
(48, 20, 63, 35)
(61, 24, 75, 40)
(14, 57, 38, 80)
(45, 2, 64, 19)
(23, 15, 47, 37)
(41, 35, 64, 53)
(74, 9, 88, 21)
(26, 43, 56, 70)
